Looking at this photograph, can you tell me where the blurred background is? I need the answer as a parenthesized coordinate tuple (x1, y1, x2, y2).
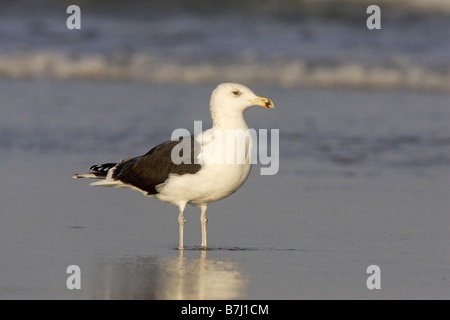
(1, 0, 449, 300)
(0, 0, 449, 91)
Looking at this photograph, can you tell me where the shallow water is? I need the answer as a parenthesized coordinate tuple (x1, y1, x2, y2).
(0, 79, 449, 299)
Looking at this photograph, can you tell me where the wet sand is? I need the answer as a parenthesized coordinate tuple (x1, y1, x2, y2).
(1, 80, 449, 299)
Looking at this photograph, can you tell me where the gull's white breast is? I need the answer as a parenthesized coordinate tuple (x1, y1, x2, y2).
(156, 128, 253, 206)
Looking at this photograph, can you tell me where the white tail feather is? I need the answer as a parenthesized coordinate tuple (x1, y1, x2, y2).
(72, 173, 103, 179)
(90, 180, 124, 187)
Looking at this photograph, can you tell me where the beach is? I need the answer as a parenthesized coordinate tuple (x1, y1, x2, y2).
(1, 79, 449, 299)
(1, 0, 449, 300)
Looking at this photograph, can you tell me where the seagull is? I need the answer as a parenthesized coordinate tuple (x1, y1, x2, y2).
(73, 83, 274, 250)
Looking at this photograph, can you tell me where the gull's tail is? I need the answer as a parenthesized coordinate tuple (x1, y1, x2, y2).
(72, 163, 118, 180)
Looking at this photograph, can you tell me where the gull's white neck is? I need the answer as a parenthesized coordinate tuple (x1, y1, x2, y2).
(211, 110, 249, 131)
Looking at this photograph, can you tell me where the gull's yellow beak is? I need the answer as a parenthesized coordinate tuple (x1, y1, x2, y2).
(250, 96, 274, 109)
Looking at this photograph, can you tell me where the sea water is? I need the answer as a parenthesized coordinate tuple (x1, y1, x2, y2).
(1, 0, 449, 300)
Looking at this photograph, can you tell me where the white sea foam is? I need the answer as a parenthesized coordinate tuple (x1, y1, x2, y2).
(0, 51, 448, 92)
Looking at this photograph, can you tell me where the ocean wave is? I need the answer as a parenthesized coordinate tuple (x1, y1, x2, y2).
(0, 51, 449, 92)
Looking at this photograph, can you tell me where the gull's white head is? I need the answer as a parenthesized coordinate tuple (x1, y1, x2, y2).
(210, 83, 274, 120)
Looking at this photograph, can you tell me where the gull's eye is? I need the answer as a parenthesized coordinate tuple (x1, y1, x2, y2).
(232, 90, 241, 97)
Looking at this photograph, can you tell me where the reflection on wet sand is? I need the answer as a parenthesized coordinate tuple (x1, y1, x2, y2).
(91, 250, 249, 300)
